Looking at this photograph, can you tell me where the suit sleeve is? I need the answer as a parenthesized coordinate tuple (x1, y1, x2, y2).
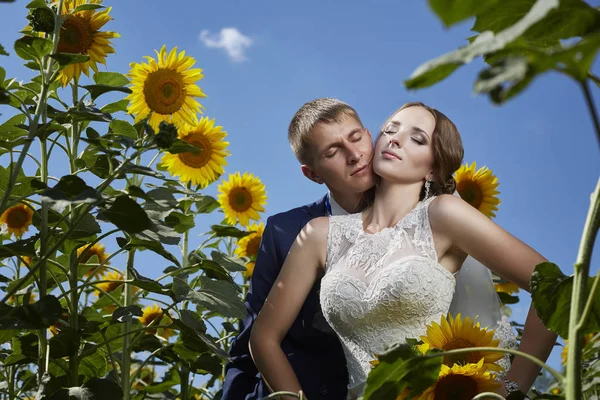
(222, 216, 282, 399)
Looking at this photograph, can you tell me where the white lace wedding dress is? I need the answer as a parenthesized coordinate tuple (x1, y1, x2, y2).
(319, 197, 514, 399)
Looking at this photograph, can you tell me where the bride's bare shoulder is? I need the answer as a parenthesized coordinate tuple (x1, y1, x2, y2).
(297, 216, 330, 246)
(428, 194, 474, 229)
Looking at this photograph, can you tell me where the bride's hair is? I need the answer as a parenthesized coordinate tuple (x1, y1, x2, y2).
(377, 102, 464, 199)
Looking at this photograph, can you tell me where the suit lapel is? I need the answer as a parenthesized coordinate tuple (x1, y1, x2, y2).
(308, 195, 328, 218)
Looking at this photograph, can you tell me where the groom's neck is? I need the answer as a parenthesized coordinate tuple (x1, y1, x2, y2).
(329, 190, 367, 214)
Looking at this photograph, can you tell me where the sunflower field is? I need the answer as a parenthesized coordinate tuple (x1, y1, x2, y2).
(0, 1, 267, 399)
(0, 1, 599, 400)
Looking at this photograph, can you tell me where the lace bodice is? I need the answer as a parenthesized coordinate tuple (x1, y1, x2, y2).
(319, 197, 516, 398)
(320, 197, 455, 396)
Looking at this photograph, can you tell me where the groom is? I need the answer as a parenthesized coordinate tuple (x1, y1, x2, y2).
(222, 98, 376, 399)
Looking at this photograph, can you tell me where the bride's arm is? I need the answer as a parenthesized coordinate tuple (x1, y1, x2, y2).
(429, 194, 558, 394)
(249, 217, 329, 398)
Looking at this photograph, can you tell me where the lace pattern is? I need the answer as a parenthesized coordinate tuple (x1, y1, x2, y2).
(321, 197, 457, 394)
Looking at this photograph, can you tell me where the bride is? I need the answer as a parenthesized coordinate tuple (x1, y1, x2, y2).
(249, 102, 557, 399)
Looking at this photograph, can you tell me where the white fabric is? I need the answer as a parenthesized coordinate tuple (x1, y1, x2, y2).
(319, 197, 516, 399)
(328, 191, 350, 216)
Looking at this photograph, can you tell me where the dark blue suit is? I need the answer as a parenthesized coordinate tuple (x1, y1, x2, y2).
(222, 196, 348, 400)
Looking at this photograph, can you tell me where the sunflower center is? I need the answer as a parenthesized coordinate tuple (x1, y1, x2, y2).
(142, 311, 161, 325)
(57, 15, 94, 54)
(442, 339, 482, 365)
(229, 187, 253, 212)
(106, 281, 122, 292)
(6, 208, 29, 229)
(457, 180, 483, 209)
(179, 137, 212, 168)
(143, 68, 186, 115)
(434, 374, 479, 400)
(246, 236, 261, 257)
(79, 249, 98, 264)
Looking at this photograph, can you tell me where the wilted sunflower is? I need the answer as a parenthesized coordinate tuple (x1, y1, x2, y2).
(454, 162, 500, 218)
(56, 0, 119, 86)
(77, 242, 109, 277)
(415, 359, 500, 400)
(494, 281, 520, 295)
(139, 303, 174, 339)
(126, 45, 206, 130)
(0, 202, 34, 238)
(218, 172, 267, 227)
(418, 313, 504, 369)
(235, 222, 265, 259)
(160, 117, 229, 187)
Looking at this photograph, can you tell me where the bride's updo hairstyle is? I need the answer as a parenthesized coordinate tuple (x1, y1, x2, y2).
(378, 102, 464, 200)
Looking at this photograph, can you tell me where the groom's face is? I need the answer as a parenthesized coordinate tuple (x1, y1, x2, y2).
(302, 116, 375, 195)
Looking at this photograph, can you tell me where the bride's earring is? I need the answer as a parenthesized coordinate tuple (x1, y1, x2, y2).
(424, 180, 431, 199)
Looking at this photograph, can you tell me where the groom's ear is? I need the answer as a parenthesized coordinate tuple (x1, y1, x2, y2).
(301, 165, 325, 184)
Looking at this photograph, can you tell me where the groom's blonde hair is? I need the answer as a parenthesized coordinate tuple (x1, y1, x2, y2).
(288, 98, 362, 167)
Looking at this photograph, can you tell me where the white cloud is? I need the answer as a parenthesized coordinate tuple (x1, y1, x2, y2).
(199, 28, 253, 62)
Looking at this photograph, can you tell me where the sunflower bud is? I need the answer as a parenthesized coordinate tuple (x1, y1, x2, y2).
(27, 7, 55, 34)
(154, 121, 178, 149)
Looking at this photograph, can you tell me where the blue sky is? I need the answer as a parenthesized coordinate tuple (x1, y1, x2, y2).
(1, 0, 599, 383)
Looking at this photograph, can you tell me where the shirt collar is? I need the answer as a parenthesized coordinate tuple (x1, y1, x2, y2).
(327, 192, 349, 216)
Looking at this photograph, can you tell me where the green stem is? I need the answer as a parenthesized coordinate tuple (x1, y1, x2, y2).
(262, 392, 303, 400)
(421, 346, 564, 384)
(566, 178, 600, 400)
(98, 328, 121, 386)
(472, 394, 506, 400)
(70, 83, 81, 169)
(7, 366, 15, 400)
(0, 0, 64, 216)
(37, 135, 49, 379)
(130, 347, 164, 391)
(581, 81, 600, 149)
(588, 72, 600, 88)
(179, 191, 192, 400)
(121, 248, 136, 400)
(79, 324, 176, 359)
(68, 239, 80, 386)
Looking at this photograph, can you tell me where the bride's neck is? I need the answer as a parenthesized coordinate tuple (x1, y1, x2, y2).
(365, 181, 423, 231)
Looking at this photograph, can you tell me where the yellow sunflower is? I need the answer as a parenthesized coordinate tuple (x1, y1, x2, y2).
(218, 172, 267, 227)
(77, 242, 109, 278)
(454, 162, 500, 218)
(126, 45, 206, 130)
(131, 366, 155, 391)
(160, 117, 230, 187)
(415, 359, 500, 400)
(561, 333, 598, 366)
(21, 256, 34, 267)
(139, 303, 174, 339)
(243, 261, 256, 280)
(0, 202, 34, 238)
(56, 0, 119, 86)
(494, 281, 520, 295)
(418, 313, 504, 369)
(94, 270, 138, 296)
(235, 222, 265, 259)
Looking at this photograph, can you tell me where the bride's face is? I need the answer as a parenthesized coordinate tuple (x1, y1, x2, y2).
(373, 106, 436, 184)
